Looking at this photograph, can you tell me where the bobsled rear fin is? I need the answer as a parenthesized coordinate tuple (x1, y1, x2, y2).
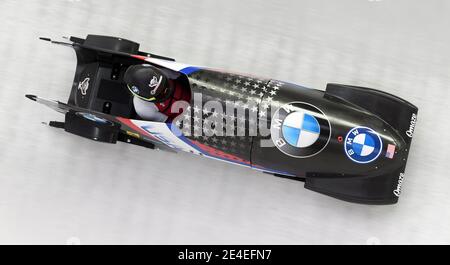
(82, 35, 140, 54)
(69, 35, 176, 61)
(64, 111, 121, 143)
(325, 83, 418, 146)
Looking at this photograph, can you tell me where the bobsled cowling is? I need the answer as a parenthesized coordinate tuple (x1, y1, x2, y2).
(27, 35, 418, 204)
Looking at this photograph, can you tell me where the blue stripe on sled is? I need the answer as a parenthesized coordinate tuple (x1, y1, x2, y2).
(180, 66, 200, 75)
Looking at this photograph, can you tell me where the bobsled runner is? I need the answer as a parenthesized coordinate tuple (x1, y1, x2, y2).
(26, 35, 418, 204)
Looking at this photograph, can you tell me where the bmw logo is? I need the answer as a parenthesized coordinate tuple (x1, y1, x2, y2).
(131, 85, 140, 94)
(344, 127, 383, 164)
(271, 102, 331, 158)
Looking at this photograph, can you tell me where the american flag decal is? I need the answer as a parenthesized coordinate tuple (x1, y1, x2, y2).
(386, 144, 396, 159)
(181, 69, 273, 163)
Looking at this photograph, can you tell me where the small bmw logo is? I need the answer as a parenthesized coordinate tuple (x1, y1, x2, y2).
(131, 85, 140, 94)
(344, 127, 383, 164)
(271, 102, 331, 158)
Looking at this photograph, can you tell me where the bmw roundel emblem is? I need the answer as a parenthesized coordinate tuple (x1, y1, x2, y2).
(344, 127, 383, 164)
(271, 102, 331, 158)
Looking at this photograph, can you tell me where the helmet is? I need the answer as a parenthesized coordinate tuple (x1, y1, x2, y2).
(124, 64, 173, 102)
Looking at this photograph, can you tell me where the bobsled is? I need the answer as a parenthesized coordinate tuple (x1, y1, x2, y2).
(26, 35, 418, 204)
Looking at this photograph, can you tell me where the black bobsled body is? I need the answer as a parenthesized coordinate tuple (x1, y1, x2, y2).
(27, 35, 418, 204)
(253, 82, 417, 204)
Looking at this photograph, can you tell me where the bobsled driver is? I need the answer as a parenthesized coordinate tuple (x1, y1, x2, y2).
(124, 64, 190, 122)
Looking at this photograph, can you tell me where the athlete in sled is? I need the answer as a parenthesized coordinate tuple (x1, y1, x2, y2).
(26, 35, 418, 204)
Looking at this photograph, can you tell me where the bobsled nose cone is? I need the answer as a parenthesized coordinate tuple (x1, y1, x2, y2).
(25, 94, 37, 101)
